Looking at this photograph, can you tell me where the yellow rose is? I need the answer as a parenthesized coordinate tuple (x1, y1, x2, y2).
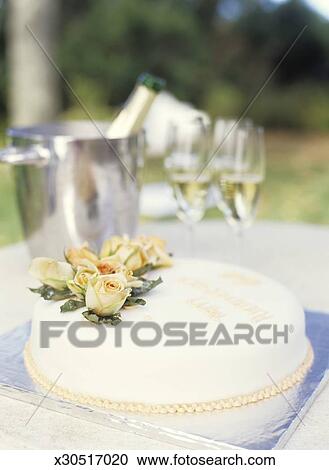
(137, 235, 166, 250)
(135, 235, 172, 267)
(85, 273, 131, 317)
(65, 243, 99, 268)
(99, 235, 148, 271)
(99, 235, 128, 258)
(97, 256, 142, 287)
(67, 265, 97, 297)
(29, 257, 74, 290)
(96, 255, 127, 275)
(115, 243, 147, 271)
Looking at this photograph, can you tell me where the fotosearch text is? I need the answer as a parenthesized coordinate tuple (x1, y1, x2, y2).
(39, 320, 293, 348)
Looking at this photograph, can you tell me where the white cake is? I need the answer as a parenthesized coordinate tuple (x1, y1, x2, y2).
(25, 259, 313, 413)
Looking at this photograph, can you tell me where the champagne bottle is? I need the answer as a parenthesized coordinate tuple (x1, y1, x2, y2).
(107, 73, 165, 139)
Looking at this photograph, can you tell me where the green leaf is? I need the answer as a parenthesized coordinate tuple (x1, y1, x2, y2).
(132, 263, 154, 277)
(29, 285, 47, 295)
(82, 310, 122, 326)
(60, 299, 86, 313)
(124, 296, 146, 307)
(131, 276, 162, 297)
(29, 285, 74, 301)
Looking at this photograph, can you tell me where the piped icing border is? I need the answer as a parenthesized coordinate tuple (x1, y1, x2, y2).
(24, 341, 313, 414)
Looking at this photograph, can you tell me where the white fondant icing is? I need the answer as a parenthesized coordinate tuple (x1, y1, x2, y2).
(28, 259, 310, 407)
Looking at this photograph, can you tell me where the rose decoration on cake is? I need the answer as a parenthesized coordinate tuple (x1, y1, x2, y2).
(29, 235, 172, 325)
(29, 258, 75, 290)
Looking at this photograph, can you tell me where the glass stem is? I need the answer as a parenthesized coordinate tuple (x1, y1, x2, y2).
(186, 222, 195, 257)
(234, 227, 244, 265)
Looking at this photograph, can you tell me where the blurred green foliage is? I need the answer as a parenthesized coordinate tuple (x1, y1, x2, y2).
(0, 0, 328, 129)
(0, 166, 23, 246)
(0, 5, 6, 115)
(57, 0, 329, 130)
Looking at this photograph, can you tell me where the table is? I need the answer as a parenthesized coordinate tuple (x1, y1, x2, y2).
(0, 221, 328, 449)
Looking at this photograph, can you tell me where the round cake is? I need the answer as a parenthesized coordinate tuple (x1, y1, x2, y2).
(25, 258, 313, 413)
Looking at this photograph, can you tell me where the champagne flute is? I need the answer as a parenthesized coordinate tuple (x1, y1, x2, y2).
(212, 118, 254, 212)
(164, 118, 211, 255)
(213, 120, 265, 264)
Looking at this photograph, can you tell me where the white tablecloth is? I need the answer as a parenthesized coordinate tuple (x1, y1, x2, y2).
(0, 221, 328, 449)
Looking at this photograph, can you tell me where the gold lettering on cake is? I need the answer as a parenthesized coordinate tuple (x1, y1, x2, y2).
(179, 277, 272, 323)
(187, 298, 225, 321)
(220, 271, 261, 286)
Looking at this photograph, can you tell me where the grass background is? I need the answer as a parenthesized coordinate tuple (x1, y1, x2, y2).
(1, 129, 328, 247)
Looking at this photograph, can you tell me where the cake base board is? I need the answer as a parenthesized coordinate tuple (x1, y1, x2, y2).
(0, 311, 328, 450)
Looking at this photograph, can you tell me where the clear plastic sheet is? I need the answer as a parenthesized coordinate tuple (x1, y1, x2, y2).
(0, 311, 328, 449)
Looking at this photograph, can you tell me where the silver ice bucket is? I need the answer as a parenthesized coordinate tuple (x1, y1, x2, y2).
(0, 121, 143, 258)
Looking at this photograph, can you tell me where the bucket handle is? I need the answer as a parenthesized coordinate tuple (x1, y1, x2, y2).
(0, 145, 50, 165)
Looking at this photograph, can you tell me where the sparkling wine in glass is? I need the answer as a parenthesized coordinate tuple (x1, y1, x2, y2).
(213, 120, 265, 263)
(165, 119, 211, 255)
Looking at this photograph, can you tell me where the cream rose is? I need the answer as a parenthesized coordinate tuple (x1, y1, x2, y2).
(99, 235, 127, 258)
(97, 256, 142, 287)
(135, 235, 172, 267)
(65, 243, 99, 268)
(96, 256, 127, 275)
(99, 236, 147, 271)
(116, 243, 147, 271)
(85, 273, 131, 316)
(67, 265, 98, 297)
(29, 257, 74, 290)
